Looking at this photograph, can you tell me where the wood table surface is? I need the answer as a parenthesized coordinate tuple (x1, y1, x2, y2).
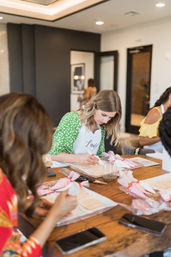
(19, 156, 171, 257)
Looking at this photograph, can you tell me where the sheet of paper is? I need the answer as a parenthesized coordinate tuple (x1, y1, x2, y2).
(143, 173, 171, 190)
(146, 152, 163, 160)
(42, 187, 117, 226)
(70, 158, 140, 178)
(115, 160, 130, 169)
(70, 163, 107, 178)
(51, 161, 69, 168)
(130, 157, 159, 167)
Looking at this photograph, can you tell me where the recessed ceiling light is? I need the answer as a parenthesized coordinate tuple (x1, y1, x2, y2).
(96, 21, 104, 25)
(155, 2, 166, 7)
(0, 17, 3, 20)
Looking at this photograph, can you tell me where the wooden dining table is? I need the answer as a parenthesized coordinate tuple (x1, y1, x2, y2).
(18, 156, 171, 257)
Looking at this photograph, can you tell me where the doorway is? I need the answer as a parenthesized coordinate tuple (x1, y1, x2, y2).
(70, 50, 119, 111)
(125, 45, 152, 134)
(70, 50, 94, 111)
(95, 51, 118, 92)
(95, 51, 119, 152)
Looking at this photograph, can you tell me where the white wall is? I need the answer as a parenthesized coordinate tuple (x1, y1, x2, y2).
(70, 51, 94, 111)
(2, 19, 171, 128)
(101, 17, 171, 131)
(0, 24, 10, 95)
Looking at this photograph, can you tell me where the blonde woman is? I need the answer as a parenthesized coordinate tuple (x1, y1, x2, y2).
(49, 90, 122, 164)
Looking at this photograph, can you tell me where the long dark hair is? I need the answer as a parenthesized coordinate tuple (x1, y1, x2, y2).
(159, 106, 171, 157)
(0, 93, 53, 216)
(154, 87, 171, 107)
(88, 78, 95, 87)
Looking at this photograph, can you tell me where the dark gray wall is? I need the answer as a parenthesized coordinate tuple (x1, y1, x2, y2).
(7, 24, 100, 125)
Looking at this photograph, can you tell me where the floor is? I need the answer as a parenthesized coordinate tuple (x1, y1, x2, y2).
(131, 113, 145, 127)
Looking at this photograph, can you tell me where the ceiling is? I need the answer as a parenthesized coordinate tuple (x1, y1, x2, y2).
(1, 0, 171, 33)
(20, 0, 57, 5)
(0, 0, 104, 21)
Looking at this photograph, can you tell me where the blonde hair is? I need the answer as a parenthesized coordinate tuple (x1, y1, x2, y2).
(80, 90, 122, 145)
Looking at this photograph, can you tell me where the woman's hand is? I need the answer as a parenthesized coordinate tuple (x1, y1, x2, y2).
(30, 191, 77, 247)
(42, 153, 53, 167)
(51, 191, 78, 220)
(51, 153, 100, 164)
(78, 154, 99, 164)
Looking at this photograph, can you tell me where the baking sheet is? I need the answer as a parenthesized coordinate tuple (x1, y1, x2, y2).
(143, 173, 171, 190)
(130, 157, 160, 167)
(70, 157, 147, 178)
(70, 162, 115, 178)
(43, 187, 117, 227)
(146, 152, 163, 160)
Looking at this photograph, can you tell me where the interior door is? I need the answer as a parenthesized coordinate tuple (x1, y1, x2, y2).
(95, 51, 118, 92)
(70, 50, 94, 111)
(125, 45, 152, 134)
(95, 51, 119, 152)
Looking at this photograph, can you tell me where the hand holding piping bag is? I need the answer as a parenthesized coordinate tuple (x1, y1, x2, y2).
(85, 147, 104, 165)
(85, 147, 100, 164)
(95, 155, 105, 166)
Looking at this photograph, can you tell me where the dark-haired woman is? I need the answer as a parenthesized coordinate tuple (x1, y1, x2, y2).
(139, 87, 171, 152)
(77, 78, 97, 106)
(159, 106, 171, 156)
(0, 93, 77, 256)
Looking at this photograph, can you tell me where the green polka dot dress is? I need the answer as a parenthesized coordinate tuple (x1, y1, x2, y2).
(49, 112, 105, 157)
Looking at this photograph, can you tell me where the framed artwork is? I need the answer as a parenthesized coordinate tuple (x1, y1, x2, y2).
(71, 63, 85, 94)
